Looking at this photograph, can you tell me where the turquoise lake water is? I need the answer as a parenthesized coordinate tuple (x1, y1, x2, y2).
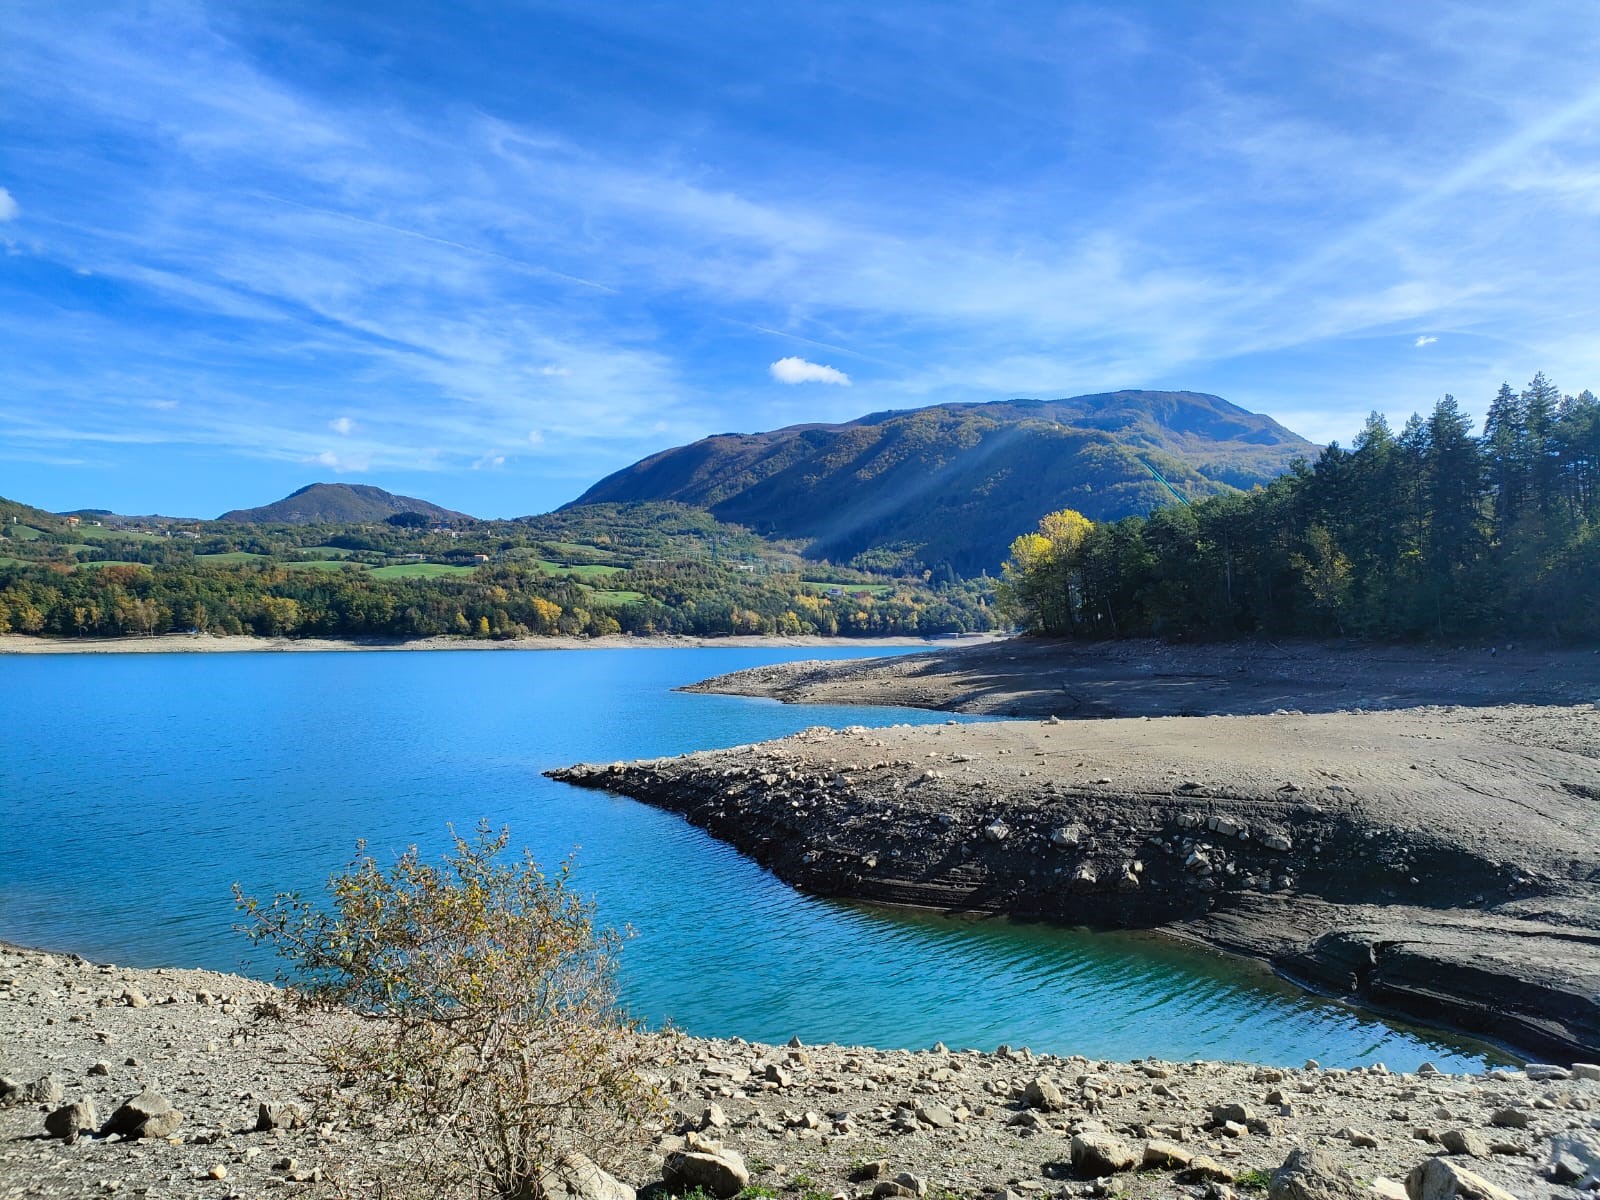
(0, 646, 1506, 1068)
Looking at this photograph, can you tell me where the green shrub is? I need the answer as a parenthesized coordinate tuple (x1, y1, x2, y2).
(236, 821, 664, 1199)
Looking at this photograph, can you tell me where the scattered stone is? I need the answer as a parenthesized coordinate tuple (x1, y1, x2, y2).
(892, 1171, 927, 1197)
(1178, 1156, 1235, 1184)
(1403, 1157, 1517, 1200)
(89, 1060, 111, 1076)
(44, 1099, 98, 1144)
(914, 1102, 954, 1129)
(3, 1072, 64, 1107)
(1547, 1132, 1600, 1188)
(1485, 1108, 1527, 1129)
(1069, 1131, 1137, 1177)
(101, 1089, 183, 1140)
(1024, 1077, 1065, 1112)
(1213, 1102, 1254, 1126)
(1522, 1064, 1571, 1081)
(1548, 1153, 1586, 1185)
(662, 1147, 750, 1198)
(540, 1152, 637, 1200)
(205, 1165, 227, 1181)
(256, 1100, 307, 1131)
(1268, 1147, 1367, 1200)
(848, 1162, 889, 1183)
(1142, 1139, 1193, 1169)
(1438, 1129, 1487, 1158)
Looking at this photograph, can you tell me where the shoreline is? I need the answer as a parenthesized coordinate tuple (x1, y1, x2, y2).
(3, 942, 1587, 1200)
(550, 704, 1600, 1065)
(0, 631, 1001, 656)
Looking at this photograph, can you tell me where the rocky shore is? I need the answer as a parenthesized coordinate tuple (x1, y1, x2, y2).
(550, 705, 1600, 1064)
(4, 944, 1597, 1200)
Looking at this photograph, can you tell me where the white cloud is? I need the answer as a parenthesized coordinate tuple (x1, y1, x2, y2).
(472, 453, 506, 470)
(527, 429, 544, 445)
(1414, 334, 1438, 347)
(770, 356, 852, 386)
(309, 449, 369, 472)
(0, 188, 18, 222)
(329, 415, 354, 434)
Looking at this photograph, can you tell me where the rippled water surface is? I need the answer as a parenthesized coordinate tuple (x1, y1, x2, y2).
(0, 647, 1505, 1068)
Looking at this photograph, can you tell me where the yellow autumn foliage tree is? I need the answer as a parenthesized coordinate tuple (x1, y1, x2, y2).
(996, 508, 1094, 633)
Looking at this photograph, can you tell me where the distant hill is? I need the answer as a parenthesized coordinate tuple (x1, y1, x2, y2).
(220, 483, 471, 525)
(569, 391, 1316, 573)
(1, 495, 72, 534)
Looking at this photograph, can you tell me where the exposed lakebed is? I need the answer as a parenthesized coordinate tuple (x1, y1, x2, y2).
(0, 646, 1504, 1068)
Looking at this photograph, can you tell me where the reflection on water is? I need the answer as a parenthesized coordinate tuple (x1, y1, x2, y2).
(0, 646, 1506, 1069)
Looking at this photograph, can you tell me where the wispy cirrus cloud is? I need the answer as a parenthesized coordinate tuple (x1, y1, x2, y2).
(2, 0, 1598, 514)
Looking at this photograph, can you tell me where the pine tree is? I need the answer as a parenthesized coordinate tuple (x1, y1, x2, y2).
(1481, 382, 1527, 532)
(1423, 396, 1485, 634)
(1522, 372, 1562, 516)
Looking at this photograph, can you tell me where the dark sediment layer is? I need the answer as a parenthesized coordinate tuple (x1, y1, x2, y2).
(550, 706, 1600, 1063)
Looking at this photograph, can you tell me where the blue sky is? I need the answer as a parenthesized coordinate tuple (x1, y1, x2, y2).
(3, 2, 1598, 518)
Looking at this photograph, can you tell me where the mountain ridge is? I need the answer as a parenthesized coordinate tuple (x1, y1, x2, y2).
(219, 483, 472, 525)
(570, 390, 1316, 572)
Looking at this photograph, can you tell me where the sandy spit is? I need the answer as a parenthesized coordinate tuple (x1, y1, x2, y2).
(0, 632, 1003, 656)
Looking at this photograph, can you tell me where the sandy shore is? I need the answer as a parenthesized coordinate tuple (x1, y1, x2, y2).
(682, 636, 1600, 718)
(0, 632, 1000, 656)
(3, 943, 1591, 1199)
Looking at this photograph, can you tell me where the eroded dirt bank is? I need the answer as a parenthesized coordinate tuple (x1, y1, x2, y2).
(4, 945, 1597, 1200)
(550, 706, 1600, 1063)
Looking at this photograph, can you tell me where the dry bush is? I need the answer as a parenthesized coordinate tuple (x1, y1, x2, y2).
(236, 822, 666, 1199)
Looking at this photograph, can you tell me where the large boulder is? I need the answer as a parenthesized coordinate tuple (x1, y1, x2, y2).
(1268, 1148, 1366, 1200)
(101, 1089, 183, 1139)
(539, 1152, 636, 1200)
(44, 1099, 97, 1144)
(1069, 1131, 1137, 1177)
(1024, 1077, 1065, 1112)
(1404, 1158, 1516, 1200)
(662, 1147, 750, 1199)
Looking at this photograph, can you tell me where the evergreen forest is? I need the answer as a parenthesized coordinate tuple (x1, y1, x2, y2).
(997, 375, 1600, 641)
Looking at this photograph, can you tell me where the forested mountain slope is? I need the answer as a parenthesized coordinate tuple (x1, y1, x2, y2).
(570, 391, 1315, 572)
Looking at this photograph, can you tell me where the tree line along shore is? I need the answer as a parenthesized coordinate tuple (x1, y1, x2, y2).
(996, 377, 1600, 643)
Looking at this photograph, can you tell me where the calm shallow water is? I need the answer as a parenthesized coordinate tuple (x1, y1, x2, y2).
(0, 646, 1505, 1068)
